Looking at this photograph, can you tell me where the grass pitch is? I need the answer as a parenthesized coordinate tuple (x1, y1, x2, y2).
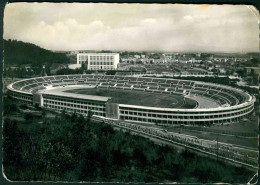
(64, 88, 197, 109)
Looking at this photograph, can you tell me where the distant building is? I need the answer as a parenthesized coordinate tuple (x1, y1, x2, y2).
(69, 53, 120, 70)
(245, 67, 260, 75)
(165, 54, 172, 59)
(141, 58, 154, 64)
(165, 59, 177, 63)
(153, 58, 167, 64)
(70, 51, 79, 55)
(121, 57, 138, 64)
(219, 68, 226, 74)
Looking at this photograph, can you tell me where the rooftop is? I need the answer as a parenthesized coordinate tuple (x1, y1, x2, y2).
(77, 53, 119, 56)
(43, 90, 112, 102)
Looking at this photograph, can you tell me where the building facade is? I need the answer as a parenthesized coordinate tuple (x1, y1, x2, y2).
(42, 92, 109, 117)
(245, 67, 260, 75)
(77, 53, 120, 70)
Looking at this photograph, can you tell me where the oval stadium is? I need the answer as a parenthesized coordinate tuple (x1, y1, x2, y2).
(7, 74, 255, 126)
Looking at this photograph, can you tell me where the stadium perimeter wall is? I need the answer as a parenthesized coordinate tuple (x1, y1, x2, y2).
(7, 75, 255, 125)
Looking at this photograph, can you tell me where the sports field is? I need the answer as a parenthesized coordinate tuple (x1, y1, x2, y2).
(64, 88, 197, 108)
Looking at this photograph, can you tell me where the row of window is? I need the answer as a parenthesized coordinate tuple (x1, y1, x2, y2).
(78, 55, 114, 61)
(19, 100, 33, 105)
(45, 104, 105, 117)
(78, 55, 88, 60)
(9, 91, 33, 101)
(43, 100, 105, 111)
(120, 115, 248, 124)
(120, 107, 252, 120)
(89, 66, 115, 70)
(11, 94, 32, 101)
(119, 104, 253, 114)
(120, 105, 253, 117)
(89, 56, 114, 60)
(89, 62, 114, 65)
(79, 61, 87, 64)
(43, 96, 105, 107)
(44, 101, 105, 111)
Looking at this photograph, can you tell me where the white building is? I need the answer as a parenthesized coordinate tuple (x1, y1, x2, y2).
(71, 53, 120, 70)
(134, 55, 141, 59)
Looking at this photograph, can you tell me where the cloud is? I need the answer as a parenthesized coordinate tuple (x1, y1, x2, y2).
(183, 15, 193, 21)
(4, 3, 259, 52)
(197, 4, 210, 11)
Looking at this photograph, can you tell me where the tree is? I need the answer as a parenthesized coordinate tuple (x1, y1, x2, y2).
(87, 109, 93, 122)
(3, 96, 18, 115)
(24, 113, 34, 121)
(236, 69, 245, 77)
(106, 70, 116, 75)
(42, 110, 47, 117)
(3, 104, 254, 182)
(4, 39, 70, 66)
(3, 119, 22, 169)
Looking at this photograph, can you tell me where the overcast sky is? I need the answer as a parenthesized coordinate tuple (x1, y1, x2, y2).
(4, 3, 259, 52)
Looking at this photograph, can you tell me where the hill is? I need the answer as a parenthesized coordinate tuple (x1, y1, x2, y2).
(3, 97, 254, 182)
(4, 39, 70, 66)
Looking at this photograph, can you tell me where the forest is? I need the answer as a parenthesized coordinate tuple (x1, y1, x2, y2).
(4, 39, 70, 66)
(3, 95, 254, 183)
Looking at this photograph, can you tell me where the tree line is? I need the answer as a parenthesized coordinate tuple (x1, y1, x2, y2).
(4, 39, 70, 66)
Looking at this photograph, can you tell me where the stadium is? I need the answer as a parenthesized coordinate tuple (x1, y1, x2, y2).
(7, 74, 255, 126)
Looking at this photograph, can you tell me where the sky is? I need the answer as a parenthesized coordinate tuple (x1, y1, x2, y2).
(3, 3, 260, 52)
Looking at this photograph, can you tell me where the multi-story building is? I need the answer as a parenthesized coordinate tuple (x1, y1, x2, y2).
(77, 53, 120, 70)
(42, 91, 110, 117)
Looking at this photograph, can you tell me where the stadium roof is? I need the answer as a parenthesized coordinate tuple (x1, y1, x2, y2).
(43, 91, 112, 102)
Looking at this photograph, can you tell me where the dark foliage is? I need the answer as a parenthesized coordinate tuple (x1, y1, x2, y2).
(106, 70, 117, 75)
(24, 113, 34, 121)
(4, 39, 70, 66)
(56, 68, 94, 75)
(3, 95, 18, 115)
(3, 100, 254, 182)
(243, 58, 260, 67)
(56, 68, 83, 75)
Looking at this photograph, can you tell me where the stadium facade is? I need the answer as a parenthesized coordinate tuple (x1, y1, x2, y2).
(8, 74, 255, 125)
(77, 53, 120, 70)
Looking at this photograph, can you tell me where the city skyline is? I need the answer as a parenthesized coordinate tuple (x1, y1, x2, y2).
(4, 3, 260, 53)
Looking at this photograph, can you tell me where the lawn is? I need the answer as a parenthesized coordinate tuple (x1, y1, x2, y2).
(64, 88, 197, 109)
